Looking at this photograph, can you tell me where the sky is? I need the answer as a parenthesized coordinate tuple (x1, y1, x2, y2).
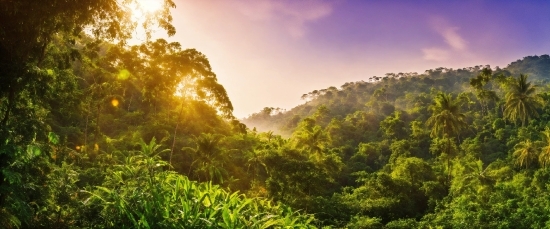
(154, 0, 550, 118)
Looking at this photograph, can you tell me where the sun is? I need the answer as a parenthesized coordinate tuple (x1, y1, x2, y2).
(137, 0, 163, 13)
(131, 0, 163, 20)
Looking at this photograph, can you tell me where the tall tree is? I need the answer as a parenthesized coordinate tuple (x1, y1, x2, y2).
(426, 93, 467, 179)
(503, 74, 543, 126)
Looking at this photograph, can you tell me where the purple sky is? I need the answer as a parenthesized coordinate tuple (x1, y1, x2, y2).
(159, 0, 550, 118)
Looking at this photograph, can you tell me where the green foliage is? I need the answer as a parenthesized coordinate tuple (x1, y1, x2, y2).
(426, 92, 468, 138)
(346, 216, 383, 229)
(513, 139, 539, 169)
(380, 111, 407, 139)
(83, 140, 316, 228)
(240, 56, 550, 228)
(539, 127, 550, 167)
(184, 133, 228, 184)
(4, 1, 550, 227)
(504, 74, 543, 126)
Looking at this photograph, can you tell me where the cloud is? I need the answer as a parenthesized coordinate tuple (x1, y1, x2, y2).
(422, 16, 468, 61)
(441, 27, 467, 50)
(233, 0, 333, 38)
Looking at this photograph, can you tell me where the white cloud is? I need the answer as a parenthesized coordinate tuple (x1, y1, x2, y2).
(441, 27, 467, 50)
(422, 16, 468, 61)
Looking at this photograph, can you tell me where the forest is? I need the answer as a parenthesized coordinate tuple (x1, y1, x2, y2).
(2, 0, 550, 228)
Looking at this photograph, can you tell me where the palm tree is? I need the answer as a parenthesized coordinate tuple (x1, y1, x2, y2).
(426, 93, 468, 139)
(426, 93, 468, 180)
(294, 125, 328, 160)
(245, 149, 268, 183)
(504, 74, 543, 126)
(183, 133, 227, 183)
(539, 127, 550, 167)
(513, 139, 539, 169)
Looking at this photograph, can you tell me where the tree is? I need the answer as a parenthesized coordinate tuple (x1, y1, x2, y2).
(539, 127, 550, 167)
(183, 133, 228, 184)
(513, 139, 538, 169)
(244, 148, 269, 188)
(380, 111, 407, 139)
(0, 0, 176, 128)
(106, 40, 234, 117)
(426, 93, 467, 179)
(469, 68, 498, 115)
(0, 2, 176, 223)
(292, 119, 328, 160)
(503, 74, 543, 126)
(426, 93, 468, 139)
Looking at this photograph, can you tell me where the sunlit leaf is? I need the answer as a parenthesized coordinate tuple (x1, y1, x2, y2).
(48, 132, 59, 145)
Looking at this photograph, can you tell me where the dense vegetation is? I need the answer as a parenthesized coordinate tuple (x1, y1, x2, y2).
(3, 1, 550, 228)
(243, 55, 550, 228)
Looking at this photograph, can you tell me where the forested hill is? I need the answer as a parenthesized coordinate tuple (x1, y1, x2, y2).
(235, 54, 550, 227)
(242, 54, 550, 135)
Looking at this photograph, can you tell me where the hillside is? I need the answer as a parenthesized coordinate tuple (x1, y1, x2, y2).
(242, 55, 550, 136)
(235, 54, 550, 227)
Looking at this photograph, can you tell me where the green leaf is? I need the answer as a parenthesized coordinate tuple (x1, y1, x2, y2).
(26, 144, 41, 159)
(48, 132, 60, 145)
(222, 207, 231, 228)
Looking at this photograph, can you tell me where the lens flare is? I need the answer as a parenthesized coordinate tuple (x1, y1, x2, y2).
(111, 99, 120, 107)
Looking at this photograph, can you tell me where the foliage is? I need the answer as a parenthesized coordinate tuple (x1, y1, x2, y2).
(82, 139, 316, 228)
(503, 74, 543, 126)
(4, 1, 550, 227)
(426, 92, 467, 138)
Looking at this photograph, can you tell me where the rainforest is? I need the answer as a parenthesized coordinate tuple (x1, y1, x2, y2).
(2, 0, 550, 228)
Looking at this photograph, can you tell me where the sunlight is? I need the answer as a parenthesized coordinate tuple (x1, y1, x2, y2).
(127, 0, 165, 44)
(138, 0, 163, 13)
(131, 0, 163, 19)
